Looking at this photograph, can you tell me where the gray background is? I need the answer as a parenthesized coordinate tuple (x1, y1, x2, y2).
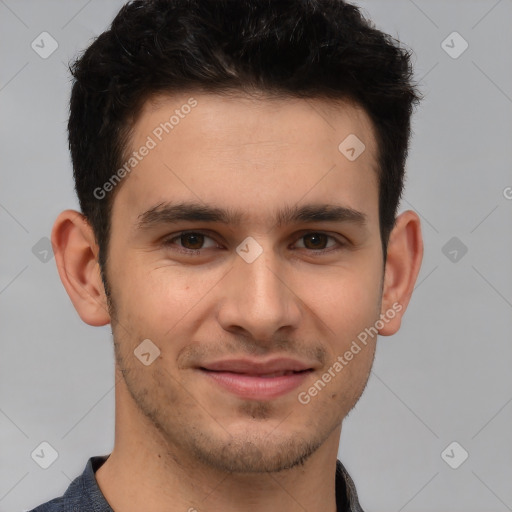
(1, 1, 511, 511)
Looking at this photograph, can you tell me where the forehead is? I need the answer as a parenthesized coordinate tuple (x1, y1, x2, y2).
(140, 91, 378, 162)
(112, 91, 380, 230)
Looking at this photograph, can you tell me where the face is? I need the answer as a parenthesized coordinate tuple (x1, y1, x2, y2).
(105, 92, 384, 473)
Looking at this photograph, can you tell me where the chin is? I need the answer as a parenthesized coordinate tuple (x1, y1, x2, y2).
(184, 423, 325, 474)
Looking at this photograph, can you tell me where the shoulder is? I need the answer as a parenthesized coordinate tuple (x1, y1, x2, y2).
(27, 497, 66, 512)
(27, 455, 111, 512)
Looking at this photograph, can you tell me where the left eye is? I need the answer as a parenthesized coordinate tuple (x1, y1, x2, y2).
(294, 232, 338, 251)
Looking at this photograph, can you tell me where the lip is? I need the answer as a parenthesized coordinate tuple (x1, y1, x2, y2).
(200, 357, 314, 374)
(198, 357, 315, 400)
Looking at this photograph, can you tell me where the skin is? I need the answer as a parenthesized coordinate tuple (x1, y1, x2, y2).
(52, 92, 423, 512)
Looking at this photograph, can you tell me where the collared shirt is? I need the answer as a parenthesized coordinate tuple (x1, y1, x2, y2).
(29, 455, 365, 512)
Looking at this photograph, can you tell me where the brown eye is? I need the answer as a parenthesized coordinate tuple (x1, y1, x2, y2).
(293, 232, 342, 254)
(179, 232, 205, 250)
(163, 231, 218, 253)
(302, 233, 329, 250)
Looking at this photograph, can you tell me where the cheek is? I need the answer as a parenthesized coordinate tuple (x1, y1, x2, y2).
(114, 262, 224, 339)
(296, 261, 382, 333)
(110, 240, 382, 345)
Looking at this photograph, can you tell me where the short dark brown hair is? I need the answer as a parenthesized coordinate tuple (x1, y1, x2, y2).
(68, 0, 421, 283)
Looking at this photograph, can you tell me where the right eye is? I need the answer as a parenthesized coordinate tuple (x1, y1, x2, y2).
(161, 231, 220, 254)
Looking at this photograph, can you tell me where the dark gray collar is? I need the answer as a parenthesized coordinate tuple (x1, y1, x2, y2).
(31, 455, 364, 512)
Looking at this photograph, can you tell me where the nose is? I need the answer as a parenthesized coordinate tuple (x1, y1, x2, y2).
(216, 243, 302, 344)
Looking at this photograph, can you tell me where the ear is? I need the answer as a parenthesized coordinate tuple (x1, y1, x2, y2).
(51, 209, 111, 326)
(378, 210, 423, 336)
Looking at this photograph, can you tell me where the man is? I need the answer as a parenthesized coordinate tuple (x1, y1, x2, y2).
(31, 0, 423, 510)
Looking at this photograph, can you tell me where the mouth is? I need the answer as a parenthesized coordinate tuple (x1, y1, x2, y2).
(198, 358, 315, 400)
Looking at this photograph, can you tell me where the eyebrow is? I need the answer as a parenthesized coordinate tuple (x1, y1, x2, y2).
(135, 201, 367, 231)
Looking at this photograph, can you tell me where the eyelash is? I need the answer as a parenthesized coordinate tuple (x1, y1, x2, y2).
(161, 230, 346, 256)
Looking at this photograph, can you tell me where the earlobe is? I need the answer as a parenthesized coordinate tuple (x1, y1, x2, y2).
(51, 209, 111, 327)
(378, 210, 423, 336)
